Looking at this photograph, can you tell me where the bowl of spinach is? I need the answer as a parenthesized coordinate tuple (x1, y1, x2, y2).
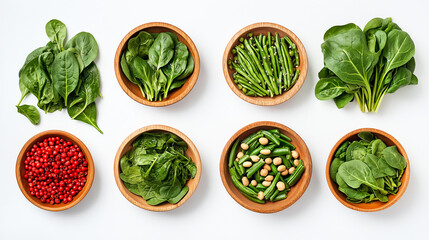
(114, 125, 201, 211)
(114, 22, 200, 107)
(326, 128, 410, 212)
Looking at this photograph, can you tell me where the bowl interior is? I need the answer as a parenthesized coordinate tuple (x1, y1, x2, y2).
(220, 121, 312, 213)
(114, 125, 201, 211)
(16, 130, 94, 211)
(115, 23, 200, 107)
(326, 128, 410, 212)
(223, 23, 308, 106)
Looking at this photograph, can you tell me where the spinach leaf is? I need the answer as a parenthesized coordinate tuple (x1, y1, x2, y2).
(68, 102, 103, 133)
(338, 160, 387, 194)
(163, 41, 189, 96)
(346, 141, 367, 161)
(52, 50, 80, 106)
(335, 141, 350, 160)
(120, 53, 138, 84)
(334, 92, 354, 109)
(148, 33, 174, 70)
(127, 31, 154, 58)
(387, 67, 412, 93)
(382, 30, 415, 77)
(363, 17, 384, 33)
(20, 58, 48, 99)
(358, 131, 375, 142)
(371, 139, 386, 157)
(315, 77, 346, 100)
(382, 146, 407, 170)
(45, 19, 66, 50)
(337, 173, 370, 200)
(17, 105, 40, 125)
(65, 32, 98, 68)
(120, 166, 144, 184)
(324, 23, 361, 41)
(363, 154, 386, 179)
(330, 158, 344, 183)
(177, 54, 194, 80)
(321, 29, 377, 87)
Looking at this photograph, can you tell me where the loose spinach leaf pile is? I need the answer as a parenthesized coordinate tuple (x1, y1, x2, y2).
(315, 17, 418, 112)
(17, 19, 102, 133)
(120, 31, 194, 101)
(330, 132, 407, 203)
(120, 131, 197, 205)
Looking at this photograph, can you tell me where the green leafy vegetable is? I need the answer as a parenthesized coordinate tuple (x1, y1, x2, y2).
(330, 133, 407, 203)
(16, 19, 102, 133)
(16, 105, 40, 125)
(120, 31, 194, 101)
(119, 131, 197, 205)
(315, 17, 417, 112)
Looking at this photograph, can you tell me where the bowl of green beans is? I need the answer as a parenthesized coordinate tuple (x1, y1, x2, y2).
(220, 121, 312, 213)
(222, 22, 308, 106)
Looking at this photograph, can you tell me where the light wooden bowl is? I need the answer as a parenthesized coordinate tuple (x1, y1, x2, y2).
(16, 130, 94, 211)
(114, 125, 201, 211)
(222, 22, 308, 106)
(114, 22, 200, 107)
(220, 121, 312, 213)
(326, 128, 410, 212)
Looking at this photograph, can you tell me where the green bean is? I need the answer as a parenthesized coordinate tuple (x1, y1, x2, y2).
(231, 62, 269, 95)
(281, 155, 292, 169)
(270, 163, 278, 174)
(243, 132, 263, 145)
(268, 47, 278, 79)
(268, 147, 290, 157)
(248, 184, 259, 193)
(255, 170, 264, 182)
(250, 145, 264, 156)
(291, 69, 300, 87)
(242, 190, 265, 204)
(269, 189, 280, 202)
(231, 176, 258, 197)
(246, 160, 265, 178)
(273, 192, 287, 201)
(278, 138, 296, 150)
(268, 129, 280, 134)
(286, 160, 305, 187)
(234, 161, 243, 176)
(228, 139, 240, 168)
(229, 167, 241, 181)
(238, 154, 250, 164)
(256, 183, 267, 191)
(261, 130, 281, 145)
(275, 33, 288, 87)
(280, 38, 292, 87)
(278, 132, 292, 141)
(263, 173, 280, 199)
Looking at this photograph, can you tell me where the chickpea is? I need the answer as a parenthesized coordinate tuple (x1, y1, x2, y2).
(289, 167, 296, 174)
(241, 143, 249, 150)
(250, 155, 260, 162)
(242, 161, 252, 168)
(265, 175, 274, 181)
(291, 150, 299, 159)
(258, 191, 264, 200)
(277, 165, 286, 172)
(294, 159, 300, 166)
(242, 177, 249, 186)
(281, 170, 288, 176)
(235, 158, 239, 162)
(263, 164, 271, 171)
(277, 181, 286, 191)
(264, 157, 273, 164)
(260, 169, 268, 177)
(262, 181, 271, 187)
(259, 137, 269, 145)
(251, 180, 257, 186)
(273, 157, 282, 166)
(237, 152, 244, 159)
(260, 149, 271, 155)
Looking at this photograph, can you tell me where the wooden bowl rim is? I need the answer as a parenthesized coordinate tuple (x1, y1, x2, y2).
(114, 22, 200, 107)
(114, 125, 202, 211)
(15, 130, 95, 211)
(325, 128, 410, 212)
(222, 22, 308, 106)
(219, 121, 312, 213)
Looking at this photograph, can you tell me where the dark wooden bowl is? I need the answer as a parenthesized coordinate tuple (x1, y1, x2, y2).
(114, 22, 200, 107)
(114, 125, 201, 211)
(16, 130, 94, 211)
(326, 128, 410, 212)
(222, 22, 308, 106)
(220, 121, 312, 213)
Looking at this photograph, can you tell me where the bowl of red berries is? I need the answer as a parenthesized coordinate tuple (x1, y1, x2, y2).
(16, 130, 94, 211)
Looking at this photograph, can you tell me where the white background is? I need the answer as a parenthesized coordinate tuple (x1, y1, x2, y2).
(1, 0, 428, 239)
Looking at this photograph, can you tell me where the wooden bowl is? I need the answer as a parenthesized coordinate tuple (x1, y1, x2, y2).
(220, 121, 312, 213)
(326, 128, 410, 212)
(222, 22, 308, 106)
(114, 22, 200, 107)
(114, 125, 201, 211)
(16, 130, 94, 211)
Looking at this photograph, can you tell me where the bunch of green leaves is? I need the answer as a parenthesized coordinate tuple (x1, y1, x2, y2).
(228, 32, 300, 97)
(17, 19, 102, 133)
(315, 17, 418, 112)
(120, 131, 197, 205)
(120, 31, 194, 101)
(330, 132, 407, 203)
